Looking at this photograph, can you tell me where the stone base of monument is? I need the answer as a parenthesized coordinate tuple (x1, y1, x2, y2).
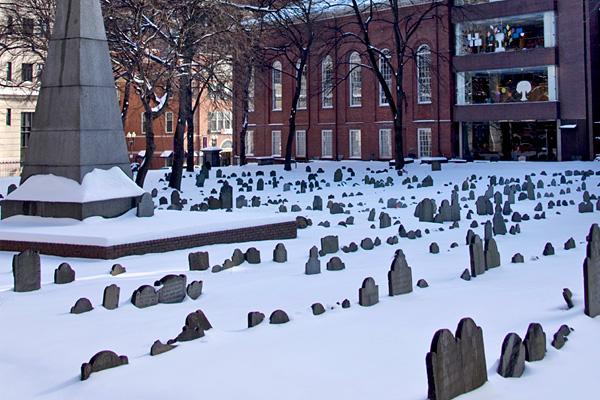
(0, 211, 297, 259)
(1, 197, 139, 220)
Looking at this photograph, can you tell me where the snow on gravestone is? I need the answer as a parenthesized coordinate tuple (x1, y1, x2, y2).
(12, 250, 41, 292)
(584, 224, 600, 318)
(426, 318, 487, 400)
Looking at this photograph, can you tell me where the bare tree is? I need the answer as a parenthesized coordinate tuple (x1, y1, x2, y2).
(257, 0, 334, 171)
(344, 0, 449, 170)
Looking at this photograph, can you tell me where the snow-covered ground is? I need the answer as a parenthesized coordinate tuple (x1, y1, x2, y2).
(0, 160, 599, 400)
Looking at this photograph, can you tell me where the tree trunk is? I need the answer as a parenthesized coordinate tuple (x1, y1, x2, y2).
(136, 102, 156, 187)
(394, 69, 406, 171)
(169, 51, 192, 190)
(121, 80, 131, 127)
(238, 64, 252, 166)
(185, 96, 195, 172)
(284, 57, 307, 171)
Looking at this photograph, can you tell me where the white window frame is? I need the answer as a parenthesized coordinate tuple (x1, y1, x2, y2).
(379, 49, 392, 106)
(165, 111, 174, 134)
(349, 129, 362, 159)
(321, 129, 333, 158)
(418, 128, 432, 158)
(416, 45, 432, 104)
(379, 128, 392, 159)
(297, 61, 308, 110)
(321, 56, 334, 109)
(271, 130, 282, 157)
(246, 130, 254, 156)
(272, 61, 283, 111)
(296, 130, 306, 158)
(140, 112, 146, 135)
(349, 52, 362, 107)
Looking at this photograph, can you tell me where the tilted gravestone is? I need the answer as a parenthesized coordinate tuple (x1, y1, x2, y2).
(188, 251, 210, 271)
(70, 298, 93, 314)
(426, 318, 487, 400)
(54, 262, 75, 284)
(270, 309, 290, 324)
(584, 224, 600, 318)
(12, 250, 41, 292)
(172, 310, 212, 343)
(523, 323, 546, 362)
(484, 238, 501, 269)
(155, 274, 187, 304)
(131, 285, 159, 308)
(186, 281, 203, 300)
(81, 350, 128, 381)
(388, 249, 413, 296)
(273, 243, 288, 263)
(359, 277, 379, 307)
(102, 284, 120, 310)
(469, 235, 485, 277)
(248, 311, 265, 328)
(497, 333, 526, 378)
(150, 340, 176, 356)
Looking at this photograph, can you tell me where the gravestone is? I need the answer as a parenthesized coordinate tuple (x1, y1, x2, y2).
(232, 249, 245, 266)
(388, 249, 413, 296)
(469, 235, 485, 277)
(111, 264, 126, 276)
(70, 298, 93, 314)
(273, 243, 287, 263)
(497, 333, 526, 378)
(102, 284, 120, 310)
(188, 251, 210, 271)
(320, 236, 339, 256)
(81, 351, 128, 381)
(131, 285, 159, 309)
(172, 310, 210, 343)
(270, 309, 290, 324)
(313, 195, 323, 211)
(150, 340, 176, 356)
(379, 212, 391, 229)
(492, 213, 507, 235)
(430, 242, 440, 254)
(584, 224, 600, 318)
(326, 257, 345, 271)
(155, 274, 187, 304)
(54, 262, 75, 284)
(219, 181, 233, 209)
(563, 288, 574, 309)
(426, 318, 487, 400)
(12, 250, 41, 292)
(484, 238, 501, 269)
(248, 311, 265, 328)
(523, 323, 546, 362)
(360, 238, 374, 251)
(305, 246, 321, 275)
(136, 192, 154, 217)
(186, 281, 203, 300)
(311, 303, 326, 316)
(359, 277, 379, 307)
(245, 247, 261, 264)
(543, 242, 555, 256)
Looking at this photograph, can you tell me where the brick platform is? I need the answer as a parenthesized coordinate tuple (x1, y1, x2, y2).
(0, 220, 298, 260)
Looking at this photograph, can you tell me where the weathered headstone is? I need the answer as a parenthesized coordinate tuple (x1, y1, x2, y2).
(136, 192, 154, 217)
(219, 181, 233, 209)
(70, 298, 93, 314)
(562, 288, 574, 309)
(110, 263, 126, 276)
(245, 247, 261, 264)
(155, 274, 187, 304)
(273, 243, 288, 263)
(426, 318, 487, 400)
(131, 285, 159, 308)
(305, 246, 321, 275)
(248, 311, 265, 328)
(186, 281, 203, 300)
(388, 249, 413, 296)
(359, 277, 379, 307)
(311, 303, 326, 316)
(326, 257, 345, 271)
(81, 351, 128, 381)
(102, 284, 120, 310)
(469, 235, 485, 277)
(150, 340, 176, 356)
(497, 333, 526, 378)
(12, 250, 41, 292)
(523, 323, 546, 362)
(484, 238, 501, 269)
(270, 309, 290, 324)
(320, 235, 339, 256)
(188, 251, 210, 271)
(584, 224, 600, 318)
(54, 262, 75, 284)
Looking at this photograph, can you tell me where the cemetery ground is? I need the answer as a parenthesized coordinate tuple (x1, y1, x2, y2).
(0, 160, 599, 399)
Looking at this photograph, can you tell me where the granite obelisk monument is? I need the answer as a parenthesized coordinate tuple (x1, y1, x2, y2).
(2, 0, 143, 220)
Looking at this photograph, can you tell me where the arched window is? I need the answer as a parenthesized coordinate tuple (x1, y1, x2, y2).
(379, 49, 392, 106)
(272, 61, 283, 111)
(321, 56, 333, 108)
(221, 140, 233, 149)
(349, 52, 362, 107)
(297, 60, 308, 110)
(416, 45, 432, 104)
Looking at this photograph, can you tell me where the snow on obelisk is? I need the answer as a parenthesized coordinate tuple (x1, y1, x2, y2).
(2, 0, 143, 220)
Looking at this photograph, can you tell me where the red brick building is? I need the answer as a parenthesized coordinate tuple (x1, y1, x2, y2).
(234, 3, 454, 162)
